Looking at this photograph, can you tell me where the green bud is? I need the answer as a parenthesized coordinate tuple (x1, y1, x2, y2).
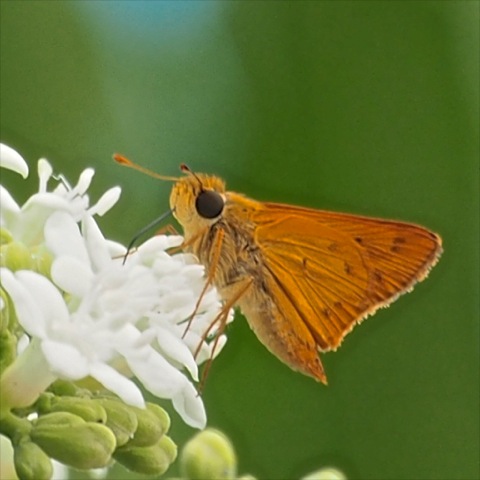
(31, 419, 116, 469)
(35, 393, 54, 415)
(158, 434, 177, 463)
(48, 397, 107, 423)
(14, 440, 53, 480)
(114, 434, 177, 476)
(95, 398, 138, 447)
(0, 330, 17, 375)
(74, 375, 105, 392)
(127, 403, 170, 447)
(34, 411, 86, 429)
(46, 380, 78, 397)
(302, 467, 347, 480)
(180, 428, 237, 480)
(146, 402, 171, 433)
(1, 242, 33, 271)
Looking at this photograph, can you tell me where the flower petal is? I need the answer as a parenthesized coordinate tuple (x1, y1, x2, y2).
(0, 184, 21, 216)
(74, 168, 94, 195)
(135, 235, 183, 262)
(106, 240, 127, 257)
(1, 269, 46, 337)
(44, 211, 89, 264)
(9, 195, 72, 246)
(0, 144, 29, 178)
(51, 256, 93, 297)
(89, 186, 121, 216)
(41, 340, 89, 379)
(126, 345, 184, 398)
(13, 270, 70, 335)
(81, 215, 111, 271)
(1, 338, 56, 409)
(155, 325, 199, 380)
(172, 382, 207, 429)
(89, 362, 145, 408)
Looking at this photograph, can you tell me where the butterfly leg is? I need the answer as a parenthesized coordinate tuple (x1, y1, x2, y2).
(196, 276, 254, 392)
(156, 224, 180, 236)
(181, 227, 226, 338)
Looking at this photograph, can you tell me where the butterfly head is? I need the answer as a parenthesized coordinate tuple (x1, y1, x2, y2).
(170, 166, 227, 233)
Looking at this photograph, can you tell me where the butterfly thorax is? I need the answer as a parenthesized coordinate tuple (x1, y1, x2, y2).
(187, 192, 266, 293)
(169, 174, 267, 293)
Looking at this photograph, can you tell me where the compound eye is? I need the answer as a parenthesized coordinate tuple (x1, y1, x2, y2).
(195, 190, 224, 219)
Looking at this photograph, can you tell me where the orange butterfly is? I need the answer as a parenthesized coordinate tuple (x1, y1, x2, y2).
(116, 155, 442, 384)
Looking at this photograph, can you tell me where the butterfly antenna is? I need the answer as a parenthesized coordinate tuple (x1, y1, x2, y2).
(180, 163, 204, 189)
(114, 153, 180, 182)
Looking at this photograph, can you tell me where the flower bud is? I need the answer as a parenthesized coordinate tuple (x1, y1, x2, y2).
(127, 403, 170, 447)
(114, 434, 177, 476)
(31, 413, 116, 469)
(302, 467, 347, 480)
(180, 428, 237, 480)
(95, 398, 138, 447)
(47, 380, 78, 397)
(14, 440, 53, 480)
(47, 396, 107, 423)
(147, 402, 171, 433)
(1, 242, 33, 271)
(34, 411, 85, 429)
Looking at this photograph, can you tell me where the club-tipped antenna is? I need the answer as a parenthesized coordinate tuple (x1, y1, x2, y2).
(113, 153, 180, 182)
(180, 163, 204, 189)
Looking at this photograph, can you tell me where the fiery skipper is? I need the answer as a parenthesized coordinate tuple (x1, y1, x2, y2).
(116, 155, 442, 384)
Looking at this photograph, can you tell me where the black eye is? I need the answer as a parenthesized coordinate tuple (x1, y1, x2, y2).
(195, 190, 224, 219)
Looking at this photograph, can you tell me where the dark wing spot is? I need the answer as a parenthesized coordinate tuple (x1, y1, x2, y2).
(373, 270, 383, 282)
(391, 236, 406, 252)
(334, 301, 343, 309)
(322, 308, 331, 319)
(355, 237, 363, 245)
(344, 262, 352, 275)
(328, 242, 338, 252)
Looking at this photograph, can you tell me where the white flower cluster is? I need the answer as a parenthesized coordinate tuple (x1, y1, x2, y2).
(0, 143, 231, 429)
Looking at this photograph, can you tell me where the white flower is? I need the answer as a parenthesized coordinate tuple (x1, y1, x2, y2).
(0, 145, 120, 246)
(0, 144, 231, 429)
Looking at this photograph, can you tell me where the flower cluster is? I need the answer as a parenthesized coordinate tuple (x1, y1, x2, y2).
(0, 143, 231, 430)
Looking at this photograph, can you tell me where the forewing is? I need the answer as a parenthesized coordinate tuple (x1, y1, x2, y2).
(254, 203, 442, 351)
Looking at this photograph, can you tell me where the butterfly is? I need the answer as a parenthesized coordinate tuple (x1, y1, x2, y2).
(116, 155, 442, 384)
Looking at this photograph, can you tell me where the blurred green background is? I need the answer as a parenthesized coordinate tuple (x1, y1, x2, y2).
(1, 1, 478, 479)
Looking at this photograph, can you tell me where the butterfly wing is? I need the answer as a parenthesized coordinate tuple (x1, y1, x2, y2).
(252, 203, 442, 356)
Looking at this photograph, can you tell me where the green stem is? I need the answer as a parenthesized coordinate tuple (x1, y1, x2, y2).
(0, 410, 32, 445)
